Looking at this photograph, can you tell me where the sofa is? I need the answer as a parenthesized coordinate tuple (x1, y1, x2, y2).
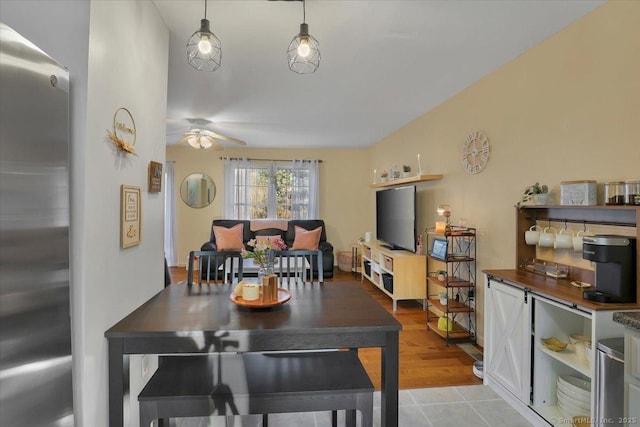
(201, 219, 334, 278)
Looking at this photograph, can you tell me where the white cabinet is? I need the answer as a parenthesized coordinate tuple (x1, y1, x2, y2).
(625, 328, 640, 426)
(484, 273, 630, 427)
(484, 276, 532, 403)
(530, 295, 593, 423)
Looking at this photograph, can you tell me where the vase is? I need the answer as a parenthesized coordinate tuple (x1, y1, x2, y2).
(532, 194, 549, 205)
(257, 250, 275, 284)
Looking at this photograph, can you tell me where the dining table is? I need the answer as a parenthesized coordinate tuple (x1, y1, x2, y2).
(105, 280, 402, 427)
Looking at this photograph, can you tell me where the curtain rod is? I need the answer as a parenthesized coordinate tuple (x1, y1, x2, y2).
(220, 157, 322, 163)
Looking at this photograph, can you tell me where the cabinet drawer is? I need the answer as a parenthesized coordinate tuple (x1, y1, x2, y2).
(383, 256, 393, 272)
(363, 247, 371, 259)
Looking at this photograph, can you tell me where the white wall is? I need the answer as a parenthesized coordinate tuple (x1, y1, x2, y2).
(1, 1, 169, 425)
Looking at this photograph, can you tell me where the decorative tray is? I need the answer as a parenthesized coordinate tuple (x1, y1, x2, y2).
(541, 337, 568, 352)
(230, 288, 291, 309)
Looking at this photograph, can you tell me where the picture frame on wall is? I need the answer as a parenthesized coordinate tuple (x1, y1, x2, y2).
(121, 185, 141, 248)
(148, 161, 163, 193)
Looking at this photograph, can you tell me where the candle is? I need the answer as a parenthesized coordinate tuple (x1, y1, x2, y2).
(242, 283, 259, 301)
(373, 169, 377, 184)
(417, 154, 423, 175)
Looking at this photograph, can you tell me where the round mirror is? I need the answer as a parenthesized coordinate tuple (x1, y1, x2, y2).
(180, 173, 216, 208)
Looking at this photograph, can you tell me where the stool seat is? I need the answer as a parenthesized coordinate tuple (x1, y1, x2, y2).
(138, 351, 374, 427)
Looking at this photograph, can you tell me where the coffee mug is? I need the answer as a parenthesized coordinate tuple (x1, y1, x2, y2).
(525, 225, 542, 245)
(538, 226, 557, 247)
(573, 230, 592, 252)
(554, 228, 573, 249)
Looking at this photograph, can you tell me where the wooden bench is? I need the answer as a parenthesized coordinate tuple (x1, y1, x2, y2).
(138, 350, 374, 427)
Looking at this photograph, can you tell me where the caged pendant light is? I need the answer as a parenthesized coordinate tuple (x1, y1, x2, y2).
(187, 0, 222, 72)
(287, 0, 320, 74)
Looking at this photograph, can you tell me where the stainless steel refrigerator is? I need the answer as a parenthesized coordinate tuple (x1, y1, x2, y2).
(0, 22, 74, 426)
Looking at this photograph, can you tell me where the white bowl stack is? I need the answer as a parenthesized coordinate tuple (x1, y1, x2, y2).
(557, 375, 591, 419)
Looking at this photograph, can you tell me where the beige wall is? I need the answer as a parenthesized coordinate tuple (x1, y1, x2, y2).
(166, 146, 372, 266)
(168, 2, 639, 344)
(370, 1, 640, 344)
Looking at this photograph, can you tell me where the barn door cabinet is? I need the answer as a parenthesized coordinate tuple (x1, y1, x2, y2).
(484, 272, 637, 427)
(484, 205, 640, 425)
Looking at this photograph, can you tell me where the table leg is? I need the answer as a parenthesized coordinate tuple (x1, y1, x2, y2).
(381, 331, 399, 427)
(108, 339, 125, 427)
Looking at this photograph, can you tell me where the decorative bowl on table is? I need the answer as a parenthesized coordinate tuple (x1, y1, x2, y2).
(541, 337, 568, 352)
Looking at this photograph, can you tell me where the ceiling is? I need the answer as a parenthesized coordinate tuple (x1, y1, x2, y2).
(154, 0, 604, 150)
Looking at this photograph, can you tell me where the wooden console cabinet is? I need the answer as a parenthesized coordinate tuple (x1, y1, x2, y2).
(360, 241, 426, 311)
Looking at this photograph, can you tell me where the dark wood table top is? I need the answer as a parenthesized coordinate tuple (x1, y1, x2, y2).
(105, 281, 402, 340)
(484, 269, 640, 311)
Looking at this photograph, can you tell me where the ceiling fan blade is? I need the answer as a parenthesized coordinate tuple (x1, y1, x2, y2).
(208, 131, 247, 146)
(177, 136, 191, 144)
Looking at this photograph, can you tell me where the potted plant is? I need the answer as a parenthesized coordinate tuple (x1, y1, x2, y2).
(517, 182, 549, 206)
(402, 165, 411, 178)
(380, 170, 389, 182)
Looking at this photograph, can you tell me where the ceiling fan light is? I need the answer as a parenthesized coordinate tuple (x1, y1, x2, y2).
(187, 136, 200, 148)
(200, 136, 213, 149)
(186, 2, 222, 72)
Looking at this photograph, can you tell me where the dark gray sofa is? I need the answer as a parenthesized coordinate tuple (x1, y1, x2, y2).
(201, 219, 334, 278)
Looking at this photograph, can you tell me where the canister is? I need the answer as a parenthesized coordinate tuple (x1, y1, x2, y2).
(604, 182, 625, 205)
(624, 180, 640, 205)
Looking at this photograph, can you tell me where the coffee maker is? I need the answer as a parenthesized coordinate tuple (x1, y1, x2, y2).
(582, 235, 637, 303)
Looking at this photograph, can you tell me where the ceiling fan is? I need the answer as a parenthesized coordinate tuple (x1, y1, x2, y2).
(170, 118, 247, 150)
(178, 128, 246, 151)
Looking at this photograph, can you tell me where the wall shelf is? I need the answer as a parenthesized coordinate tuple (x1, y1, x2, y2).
(370, 174, 443, 189)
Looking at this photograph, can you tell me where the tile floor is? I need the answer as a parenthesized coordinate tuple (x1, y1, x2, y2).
(172, 384, 533, 427)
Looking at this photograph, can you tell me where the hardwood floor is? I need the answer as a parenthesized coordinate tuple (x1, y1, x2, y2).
(168, 266, 483, 390)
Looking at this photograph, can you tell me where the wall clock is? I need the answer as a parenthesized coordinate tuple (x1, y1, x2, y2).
(462, 130, 490, 175)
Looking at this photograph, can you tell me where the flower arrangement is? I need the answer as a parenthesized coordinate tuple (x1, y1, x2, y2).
(242, 237, 287, 267)
(107, 129, 137, 155)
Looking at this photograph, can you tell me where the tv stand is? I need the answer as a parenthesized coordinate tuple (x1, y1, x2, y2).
(360, 241, 426, 311)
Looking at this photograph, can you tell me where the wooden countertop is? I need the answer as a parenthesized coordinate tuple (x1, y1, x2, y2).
(484, 269, 640, 311)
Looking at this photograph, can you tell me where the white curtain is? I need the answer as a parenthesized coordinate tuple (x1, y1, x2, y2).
(223, 157, 251, 219)
(307, 159, 319, 218)
(163, 161, 178, 266)
(291, 159, 319, 219)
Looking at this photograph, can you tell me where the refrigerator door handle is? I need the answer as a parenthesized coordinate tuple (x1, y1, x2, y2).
(607, 353, 624, 364)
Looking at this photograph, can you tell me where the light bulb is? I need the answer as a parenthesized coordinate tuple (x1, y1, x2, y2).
(297, 40, 311, 58)
(187, 136, 200, 148)
(198, 35, 212, 54)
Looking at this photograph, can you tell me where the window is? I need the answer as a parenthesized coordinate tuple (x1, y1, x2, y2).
(223, 159, 319, 220)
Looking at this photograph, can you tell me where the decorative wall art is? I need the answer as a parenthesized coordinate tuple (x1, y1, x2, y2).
(462, 130, 490, 175)
(148, 161, 163, 192)
(107, 107, 137, 155)
(121, 185, 141, 248)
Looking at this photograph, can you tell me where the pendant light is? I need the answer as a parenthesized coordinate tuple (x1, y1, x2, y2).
(186, 0, 222, 72)
(287, 0, 320, 74)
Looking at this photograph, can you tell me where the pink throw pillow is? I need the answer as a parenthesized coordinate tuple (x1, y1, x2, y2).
(213, 224, 244, 250)
(291, 226, 322, 251)
(256, 235, 286, 250)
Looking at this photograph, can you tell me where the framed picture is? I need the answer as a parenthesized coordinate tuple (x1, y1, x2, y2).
(430, 238, 448, 260)
(121, 185, 141, 248)
(148, 161, 163, 193)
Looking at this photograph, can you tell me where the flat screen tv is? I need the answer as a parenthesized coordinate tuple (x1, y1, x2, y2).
(376, 185, 416, 252)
